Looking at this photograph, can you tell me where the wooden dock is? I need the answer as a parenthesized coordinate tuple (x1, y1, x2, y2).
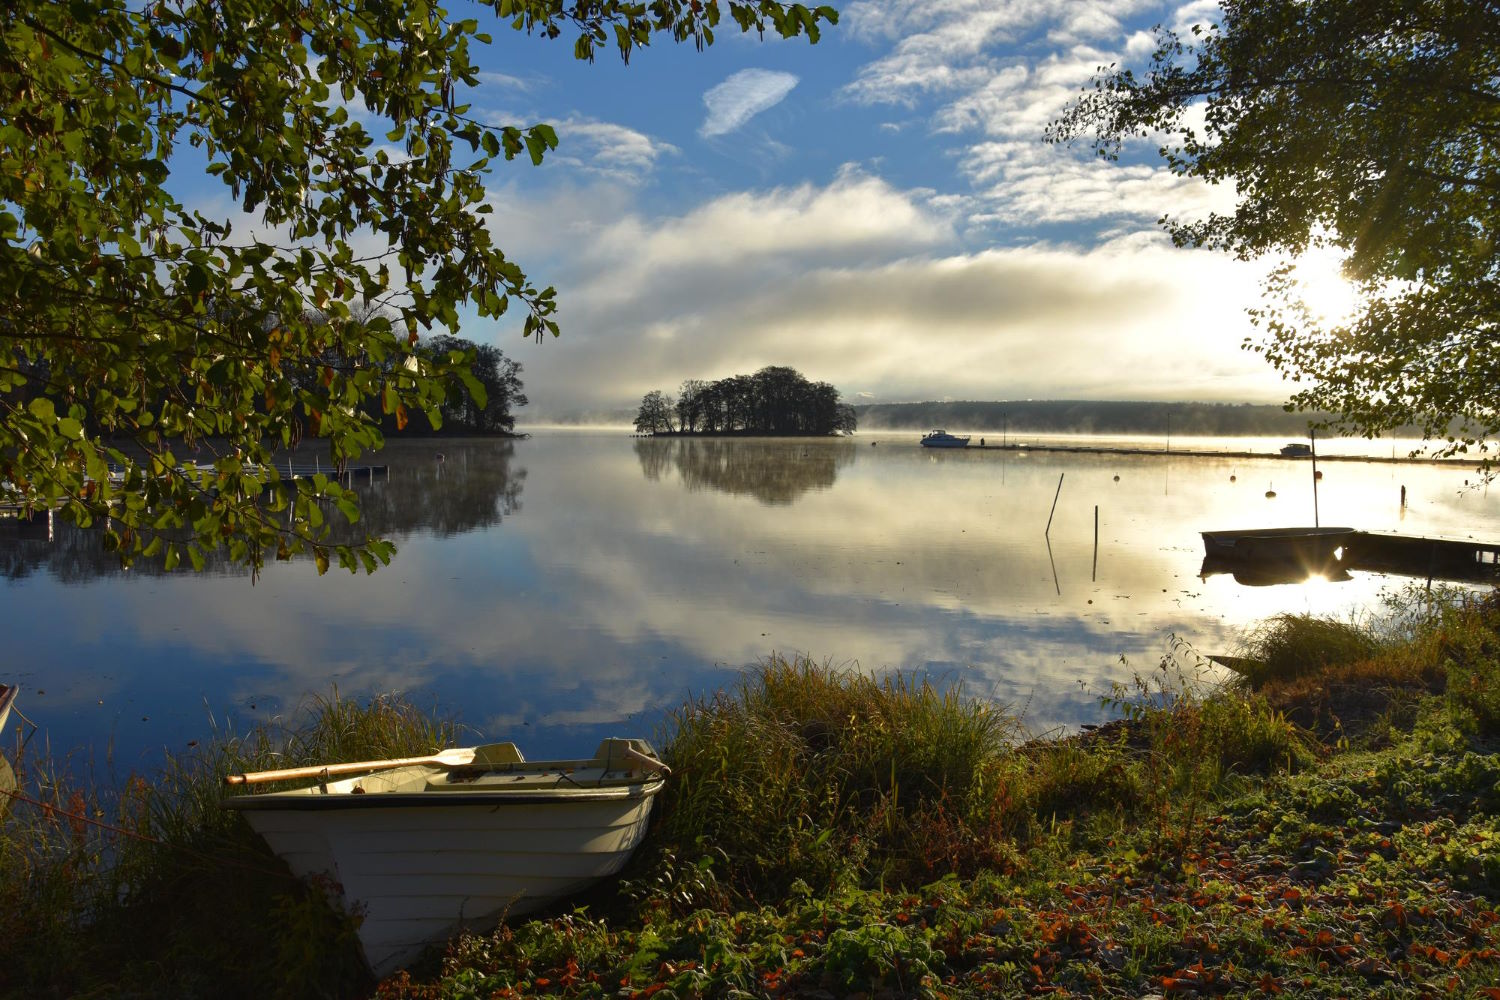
(1200, 526, 1500, 585)
(1346, 531, 1500, 583)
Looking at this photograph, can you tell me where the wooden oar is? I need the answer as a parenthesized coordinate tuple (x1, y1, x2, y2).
(224, 742, 520, 786)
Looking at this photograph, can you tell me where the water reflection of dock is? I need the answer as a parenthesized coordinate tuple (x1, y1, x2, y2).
(1348, 531, 1500, 583)
(0, 507, 53, 541)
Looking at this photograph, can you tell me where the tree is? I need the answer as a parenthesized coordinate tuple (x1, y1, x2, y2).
(419, 335, 527, 434)
(634, 389, 676, 434)
(676, 378, 708, 433)
(1048, 0, 1500, 461)
(637, 366, 852, 434)
(0, 0, 837, 575)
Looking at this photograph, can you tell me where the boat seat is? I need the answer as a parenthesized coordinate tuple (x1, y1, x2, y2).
(422, 742, 527, 789)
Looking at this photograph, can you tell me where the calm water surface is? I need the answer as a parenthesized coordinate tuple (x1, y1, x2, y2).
(5, 430, 1497, 772)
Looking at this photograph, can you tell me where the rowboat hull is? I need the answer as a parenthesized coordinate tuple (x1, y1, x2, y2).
(0, 685, 16, 816)
(1200, 526, 1355, 566)
(225, 739, 665, 976)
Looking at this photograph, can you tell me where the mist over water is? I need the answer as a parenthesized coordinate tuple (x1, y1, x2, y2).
(6, 430, 1496, 776)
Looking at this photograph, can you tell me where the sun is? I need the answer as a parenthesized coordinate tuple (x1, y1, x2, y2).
(1291, 245, 1360, 326)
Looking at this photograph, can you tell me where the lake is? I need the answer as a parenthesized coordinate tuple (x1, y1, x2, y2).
(5, 429, 1497, 774)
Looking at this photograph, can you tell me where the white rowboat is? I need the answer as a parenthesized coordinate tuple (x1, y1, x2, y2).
(0, 685, 16, 815)
(224, 737, 667, 976)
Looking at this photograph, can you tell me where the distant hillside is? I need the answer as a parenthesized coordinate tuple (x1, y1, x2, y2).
(852, 400, 1334, 437)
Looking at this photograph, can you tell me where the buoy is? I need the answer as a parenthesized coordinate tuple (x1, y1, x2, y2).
(1112, 475, 1120, 482)
(1265, 483, 1277, 498)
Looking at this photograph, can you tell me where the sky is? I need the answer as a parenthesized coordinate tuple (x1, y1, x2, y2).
(350, 1, 1323, 418)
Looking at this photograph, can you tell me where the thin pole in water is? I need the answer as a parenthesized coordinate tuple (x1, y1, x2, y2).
(1046, 473, 1064, 537)
(1092, 504, 1099, 582)
(1310, 428, 1320, 527)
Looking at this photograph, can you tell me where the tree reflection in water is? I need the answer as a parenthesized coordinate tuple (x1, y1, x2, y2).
(0, 439, 525, 582)
(633, 437, 856, 505)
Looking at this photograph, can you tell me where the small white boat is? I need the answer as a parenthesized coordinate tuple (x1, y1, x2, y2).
(920, 429, 970, 448)
(224, 738, 667, 976)
(0, 685, 17, 815)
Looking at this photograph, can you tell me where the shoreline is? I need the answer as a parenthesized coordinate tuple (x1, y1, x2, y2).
(961, 441, 1485, 466)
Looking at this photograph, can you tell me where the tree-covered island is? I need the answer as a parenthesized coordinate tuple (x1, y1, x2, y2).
(634, 366, 858, 436)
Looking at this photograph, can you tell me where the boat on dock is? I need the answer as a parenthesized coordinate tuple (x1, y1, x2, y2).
(920, 429, 970, 449)
(223, 737, 668, 976)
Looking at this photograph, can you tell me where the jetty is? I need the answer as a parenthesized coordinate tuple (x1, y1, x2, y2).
(967, 441, 1483, 468)
(1348, 531, 1500, 583)
(1200, 527, 1500, 585)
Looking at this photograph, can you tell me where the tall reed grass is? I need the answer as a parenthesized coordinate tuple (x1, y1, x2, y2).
(651, 656, 1022, 899)
(644, 652, 1314, 908)
(0, 690, 461, 1000)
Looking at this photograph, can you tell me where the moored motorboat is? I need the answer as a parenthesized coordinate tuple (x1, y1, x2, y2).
(919, 429, 970, 448)
(223, 738, 667, 977)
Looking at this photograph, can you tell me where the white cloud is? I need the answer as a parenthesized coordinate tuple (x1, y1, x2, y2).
(955, 140, 1235, 226)
(551, 117, 678, 181)
(476, 71, 535, 92)
(1172, 0, 1222, 33)
(841, 0, 1159, 106)
(700, 69, 800, 137)
(563, 169, 954, 310)
(496, 174, 1281, 415)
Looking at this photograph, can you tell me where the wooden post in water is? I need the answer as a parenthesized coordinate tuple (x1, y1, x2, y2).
(1045, 473, 1064, 537)
(1310, 429, 1320, 527)
(1092, 504, 1099, 582)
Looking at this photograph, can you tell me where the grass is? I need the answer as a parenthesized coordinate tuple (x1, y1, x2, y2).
(0, 689, 462, 1000)
(7, 591, 1500, 999)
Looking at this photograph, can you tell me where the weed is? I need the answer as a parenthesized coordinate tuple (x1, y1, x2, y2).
(1238, 612, 1382, 688)
(0, 689, 462, 1000)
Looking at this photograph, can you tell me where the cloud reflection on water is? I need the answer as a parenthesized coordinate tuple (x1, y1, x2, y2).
(6, 432, 1496, 770)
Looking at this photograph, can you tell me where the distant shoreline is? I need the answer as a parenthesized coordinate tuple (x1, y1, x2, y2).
(956, 441, 1482, 467)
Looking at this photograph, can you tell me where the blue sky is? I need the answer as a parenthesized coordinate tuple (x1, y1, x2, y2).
(376, 1, 1313, 417)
